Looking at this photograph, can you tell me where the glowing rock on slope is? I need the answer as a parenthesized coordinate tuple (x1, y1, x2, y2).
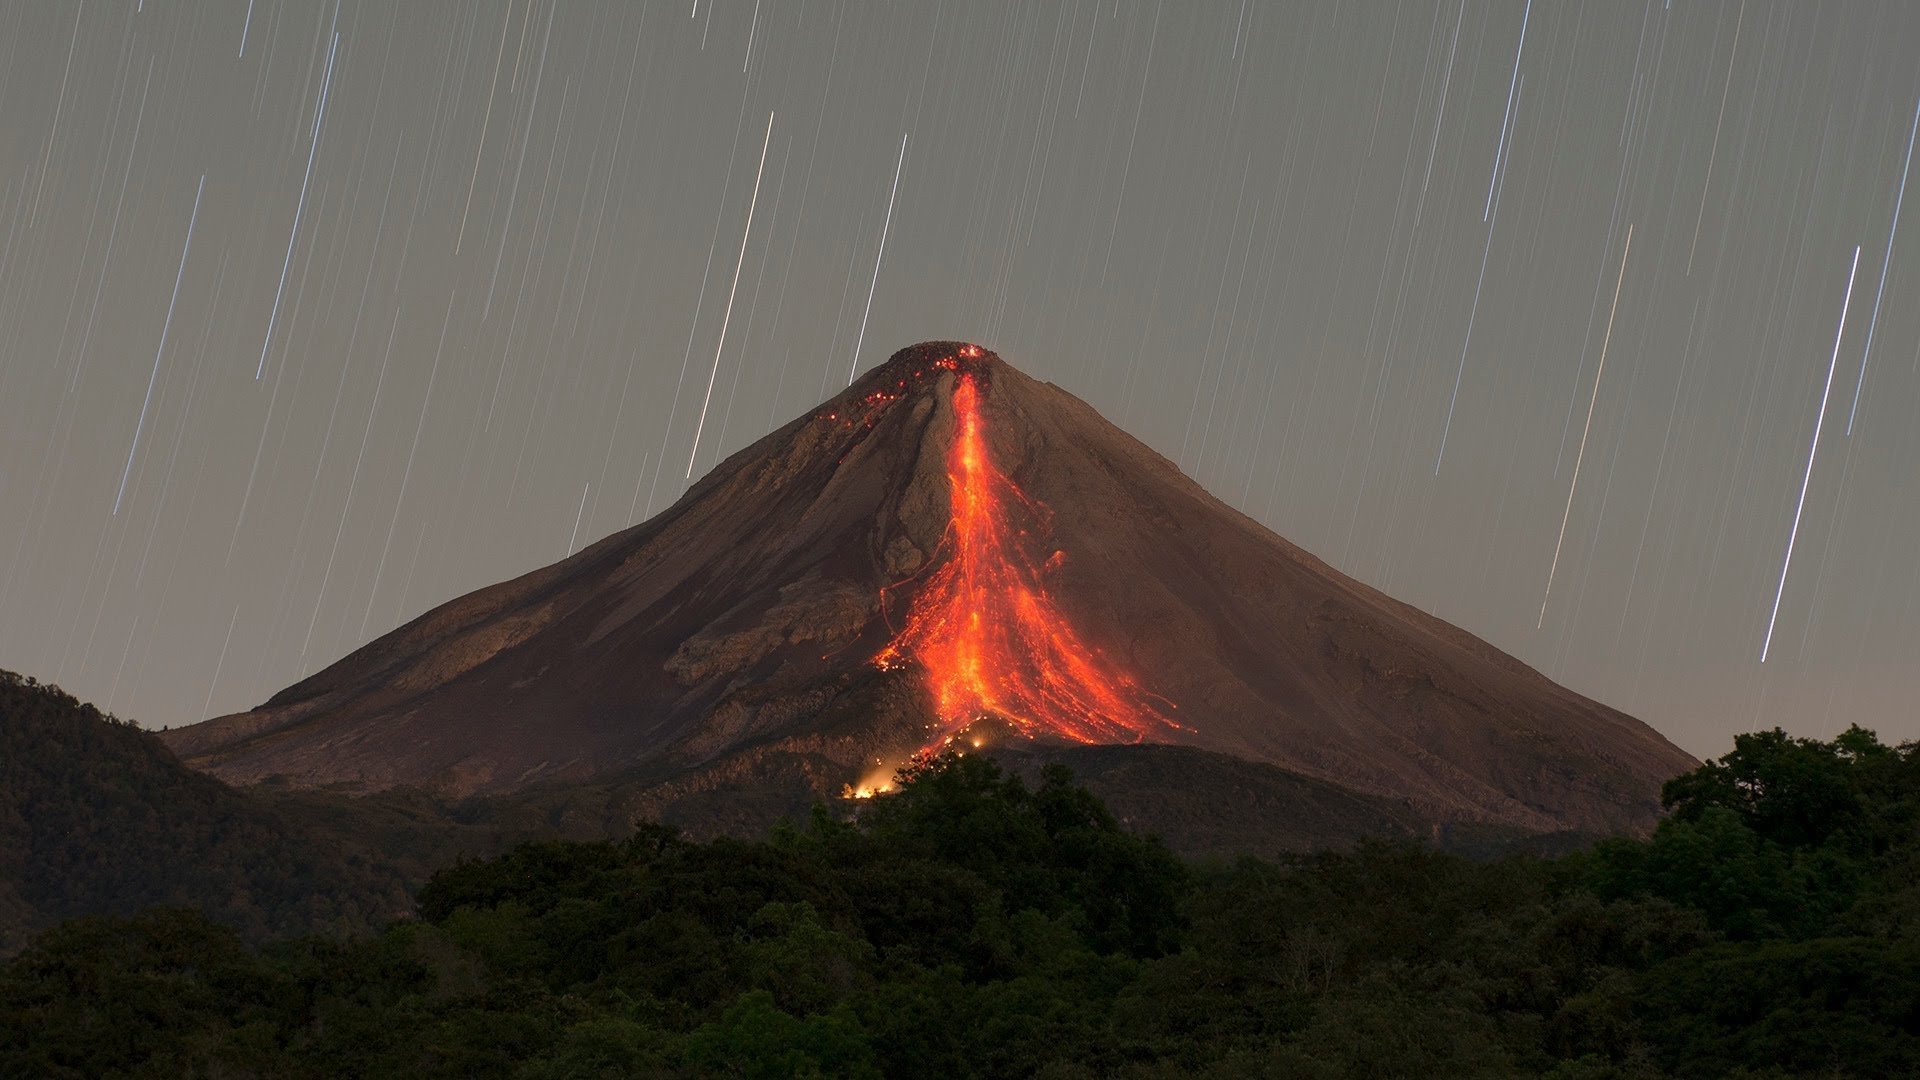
(873, 361, 1181, 755)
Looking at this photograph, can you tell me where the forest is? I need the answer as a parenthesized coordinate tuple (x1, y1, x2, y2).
(2, 689, 1917, 1078)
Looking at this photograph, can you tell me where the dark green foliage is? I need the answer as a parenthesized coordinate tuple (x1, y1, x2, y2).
(0, 669, 496, 955)
(683, 990, 880, 1079)
(843, 756, 1188, 959)
(1637, 938, 1920, 1079)
(1587, 725, 1920, 942)
(1660, 727, 1897, 853)
(0, 909, 285, 1079)
(4, 722, 1918, 1077)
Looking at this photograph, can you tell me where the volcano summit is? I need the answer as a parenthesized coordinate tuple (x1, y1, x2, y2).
(164, 343, 1693, 838)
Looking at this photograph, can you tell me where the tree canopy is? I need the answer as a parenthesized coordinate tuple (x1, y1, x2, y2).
(4, 727, 1918, 1078)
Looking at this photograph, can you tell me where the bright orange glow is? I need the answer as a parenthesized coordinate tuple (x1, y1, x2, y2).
(875, 368, 1179, 752)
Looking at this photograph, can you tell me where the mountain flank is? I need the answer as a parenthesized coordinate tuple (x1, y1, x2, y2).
(163, 342, 1694, 835)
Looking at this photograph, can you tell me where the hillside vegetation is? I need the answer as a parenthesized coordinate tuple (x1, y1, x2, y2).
(4, 724, 1917, 1078)
(0, 667, 1472, 959)
(0, 670, 491, 952)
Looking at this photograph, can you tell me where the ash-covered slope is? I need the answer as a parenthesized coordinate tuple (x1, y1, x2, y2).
(163, 342, 1693, 834)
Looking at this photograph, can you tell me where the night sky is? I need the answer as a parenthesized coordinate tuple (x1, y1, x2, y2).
(2, 1, 1916, 757)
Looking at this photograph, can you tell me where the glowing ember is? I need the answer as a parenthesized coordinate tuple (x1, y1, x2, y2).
(874, 363, 1180, 753)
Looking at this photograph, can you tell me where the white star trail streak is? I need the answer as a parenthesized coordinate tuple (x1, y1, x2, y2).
(1687, 1, 1743, 275)
(566, 482, 589, 555)
(1483, 0, 1529, 222)
(1763, 245, 1860, 664)
(713, 132, 791, 458)
(113, 175, 203, 517)
(847, 131, 908, 386)
(688, 111, 775, 478)
(644, 81, 751, 520)
(1437, 72, 1524, 474)
(68, 57, 154, 394)
(1844, 91, 1919, 436)
(30, 2, 84, 224)
(201, 603, 240, 720)
(482, 0, 556, 321)
(453, 3, 513, 256)
(1540, 225, 1632, 631)
(743, 0, 761, 73)
(256, 28, 339, 380)
(360, 290, 456, 640)
(299, 307, 401, 667)
(1101, 0, 1162, 281)
(1419, 1, 1466, 205)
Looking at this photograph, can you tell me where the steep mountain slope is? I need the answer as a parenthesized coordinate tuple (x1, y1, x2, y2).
(163, 342, 1694, 834)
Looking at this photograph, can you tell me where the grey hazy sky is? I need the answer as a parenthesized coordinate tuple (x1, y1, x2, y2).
(1, 1, 1916, 758)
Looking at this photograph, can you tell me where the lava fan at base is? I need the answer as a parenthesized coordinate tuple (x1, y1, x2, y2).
(874, 365, 1181, 752)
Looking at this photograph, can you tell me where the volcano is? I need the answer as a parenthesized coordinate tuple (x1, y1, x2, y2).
(163, 342, 1693, 837)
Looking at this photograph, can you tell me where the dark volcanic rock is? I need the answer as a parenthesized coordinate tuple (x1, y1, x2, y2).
(163, 342, 1694, 836)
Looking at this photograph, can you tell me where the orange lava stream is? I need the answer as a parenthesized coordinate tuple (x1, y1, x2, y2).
(874, 369, 1179, 751)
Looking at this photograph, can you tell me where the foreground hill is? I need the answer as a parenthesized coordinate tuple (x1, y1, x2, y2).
(0, 667, 1501, 955)
(6, 732, 1915, 1078)
(0, 670, 489, 953)
(164, 342, 1693, 834)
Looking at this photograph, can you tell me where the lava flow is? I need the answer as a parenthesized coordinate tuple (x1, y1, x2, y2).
(874, 363, 1179, 753)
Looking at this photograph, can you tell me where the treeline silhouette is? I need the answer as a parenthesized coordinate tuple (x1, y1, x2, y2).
(0, 669, 497, 952)
(3, 697, 1917, 1078)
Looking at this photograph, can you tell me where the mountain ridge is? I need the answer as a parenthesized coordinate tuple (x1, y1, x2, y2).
(164, 342, 1694, 834)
